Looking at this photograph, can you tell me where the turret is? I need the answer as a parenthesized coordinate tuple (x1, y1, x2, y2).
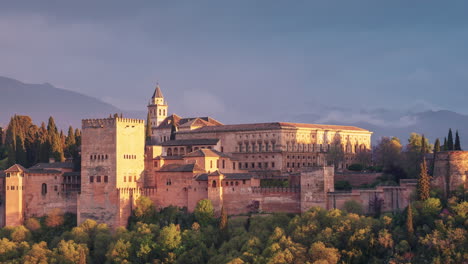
(147, 84, 168, 138)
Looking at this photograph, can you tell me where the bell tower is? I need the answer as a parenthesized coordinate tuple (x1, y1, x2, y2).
(147, 84, 168, 142)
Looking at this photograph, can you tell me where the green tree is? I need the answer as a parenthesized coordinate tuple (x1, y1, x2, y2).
(134, 196, 155, 220)
(194, 199, 214, 227)
(106, 239, 131, 264)
(443, 137, 448, 151)
(343, 200, 364, 215)
(406, 204, 414, 235)
(145, 112, 151, 143)
(47, 116, 64, 162)
(158, 224, 182, 252)
(431, 138, 441, 175)
(447, 128, 454, 150)
(23, 241, 52, 264)
(308, 241, 340, 264)
(454, 130, 462, 150)
(417, 158, 431, 201)
(373, 137, 402, 170)
(51, 240, 89, 264)
(219, 206, 228, 240)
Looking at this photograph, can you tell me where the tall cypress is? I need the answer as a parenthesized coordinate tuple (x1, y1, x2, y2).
(447, 128, 454, 150)
(74, 128, 81, 146)
(5, 117, 17, 166)
(421, 134, 427, 154)
(418, 158, 431, 201)
(443, 137, 448, 151)
(431, 138, 441, 175)
(455, 130, 462, 151)
(146, 112, 152, 143)
(406, 203, 414, 235)
(47, 116, 64, 162)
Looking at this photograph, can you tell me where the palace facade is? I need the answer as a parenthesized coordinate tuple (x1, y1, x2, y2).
(0, 84, 422, 228)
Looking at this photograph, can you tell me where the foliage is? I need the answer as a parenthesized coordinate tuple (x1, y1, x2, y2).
(0, 200, 467, 263)
(195, 199, 215, 227)
(334, 180, 352, 191)
(418, 159, 431, 201)
(455, 130, 462, 151)
(343, 200, 364, 215)
(347, 163, 364, 171)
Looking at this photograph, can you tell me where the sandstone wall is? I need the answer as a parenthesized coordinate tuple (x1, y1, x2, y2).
(433, 151, 468, 197)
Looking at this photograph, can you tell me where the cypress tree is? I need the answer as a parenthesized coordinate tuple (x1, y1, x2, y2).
(418, 158, 431, 201)
(65, 126, 76, 148)
(406, 204, 414, 235)
(443, 137, 447, 151)
(434, 138, 441, 153)
(447, 128, 454, 150)
(170, 124, 177, 140)
(421, 134, 427, 154)
(219, 206, 228, 240)
(145, 112, 152, 143)
(5, 116, 18, 166)
(0, 127, 3, 147)
(455, 130, 462, 150)
(47, 116, 64, 162)
(74, 128, 81, 146)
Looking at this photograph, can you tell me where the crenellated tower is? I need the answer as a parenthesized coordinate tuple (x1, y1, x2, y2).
(147, 84, 168, 143)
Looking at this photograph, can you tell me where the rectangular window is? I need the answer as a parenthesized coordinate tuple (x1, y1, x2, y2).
(264, 162, 268, 168)
(124, 176, 126, 182)
(272, 162, 275, 168)
(104, 176, 108, 183)
(243, 180, 246, 184)
(90, 176, 94, 183)
(233, 162, 236, 170)
(6, 186, 9, 190)
(251, 163, 255, 168)
(245, 163, 248, 169)
(97, 176, 101, 182)
(154, 161, 158, 167)
(217, 160, 219, 168)
(222, 160, 225, 169)
(287, 162, 290, 168)
(258, 162, 262, 168)
(134, 176, 137, 182)
(128, 176, 132, 182)
(54, 185, 58, 191)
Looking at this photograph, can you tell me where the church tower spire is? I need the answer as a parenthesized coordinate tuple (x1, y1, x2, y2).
(147, 83, 168, 143)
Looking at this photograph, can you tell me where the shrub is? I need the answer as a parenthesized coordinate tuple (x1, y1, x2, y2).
(348, 164, 364, 171)
(343, 200, 364, 215)
(335, 181, 352, 191)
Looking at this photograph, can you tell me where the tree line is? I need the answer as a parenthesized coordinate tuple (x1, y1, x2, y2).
(0, 192, 467, 263)
(0, 115, 81, 170)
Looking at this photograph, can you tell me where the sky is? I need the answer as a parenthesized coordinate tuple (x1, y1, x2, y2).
(1, 1, 468, 124)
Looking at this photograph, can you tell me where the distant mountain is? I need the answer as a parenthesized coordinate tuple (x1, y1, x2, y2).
(291, 109, 468, 149)
(0, 76, 131, 129)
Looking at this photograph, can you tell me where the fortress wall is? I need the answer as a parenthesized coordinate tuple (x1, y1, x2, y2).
(433, 151, 468, 197)
(24, 173, 77, 218)
(221, 186, 301, 215)
(334, 172, 382, 187)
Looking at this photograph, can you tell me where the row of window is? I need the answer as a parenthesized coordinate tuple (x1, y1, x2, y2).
(89, 176, 109, 183)
(211, 179, 247, 188)
(287, 162, 317, 168)
(238, 134, 276, 139)
(237, 142, 276, 153)
(124, 155, 137, 159)
(123, 175, 137, 183)
(90, 154, 108, 160)
(6, 185, 24, 191)
(287, 155, 317, 160)
(150, 108, 166, 117)
(239, 162, 275, 169)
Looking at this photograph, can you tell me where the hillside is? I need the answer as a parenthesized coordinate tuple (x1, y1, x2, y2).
(0, 76, 122, 129)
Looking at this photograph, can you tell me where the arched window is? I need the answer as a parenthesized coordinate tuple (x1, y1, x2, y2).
(167, 148, 172, 156)
(212, 180, 217, 188)
(173, 148, 178, 156)
(41, 183, 47, 195)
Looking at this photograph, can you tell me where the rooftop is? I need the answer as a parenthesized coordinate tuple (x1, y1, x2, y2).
(178, 122, 370, 134)
(160, 138, 219, 146)
(158, 163, 206, 173)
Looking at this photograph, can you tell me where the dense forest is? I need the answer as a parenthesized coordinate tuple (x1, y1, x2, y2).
(0, 193, 467, 264)
(0, 115, 80, 170)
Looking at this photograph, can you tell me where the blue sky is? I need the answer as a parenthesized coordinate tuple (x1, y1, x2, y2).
(1, 1, 468, 123)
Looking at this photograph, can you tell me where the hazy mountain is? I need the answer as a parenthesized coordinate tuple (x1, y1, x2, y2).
(0, 76, 129, 129)
(291, 109, 468, 149)
(1, 76, 466, 149)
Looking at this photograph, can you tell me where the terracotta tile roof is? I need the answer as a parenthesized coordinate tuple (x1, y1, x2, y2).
(158, 163, 205, 173)
(178, 122, 370, 134)
(156, 115, 223, 130)
(160, 139, 220, 146)
(4, 164, 28, 172)
(184, 149, 232, 158)
(154, 156, 184, 160)
(30, 162, 74, 169)
(28, 169, 62, 174)
(152, 84, 164, 98)
(224, 173, 255, 180)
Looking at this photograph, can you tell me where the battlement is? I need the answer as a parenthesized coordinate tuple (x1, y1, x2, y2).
(82, 117, 145, 128)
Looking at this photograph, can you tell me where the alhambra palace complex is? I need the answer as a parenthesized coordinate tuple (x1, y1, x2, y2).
(1, 85, 467, 228)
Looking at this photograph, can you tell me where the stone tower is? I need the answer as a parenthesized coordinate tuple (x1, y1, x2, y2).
(148, 84, 168, 143)
(78, 117, 145, 228)
(2, 165, 26, 227)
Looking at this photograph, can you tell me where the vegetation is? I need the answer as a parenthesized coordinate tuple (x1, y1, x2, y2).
(0, 115, 80, 170)
(0, 194, 467, 263)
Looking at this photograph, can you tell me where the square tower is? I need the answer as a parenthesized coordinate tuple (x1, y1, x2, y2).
(147, 84, 168, 144)
(2, 165, 26, 227)
(78, 117, 145, 228)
